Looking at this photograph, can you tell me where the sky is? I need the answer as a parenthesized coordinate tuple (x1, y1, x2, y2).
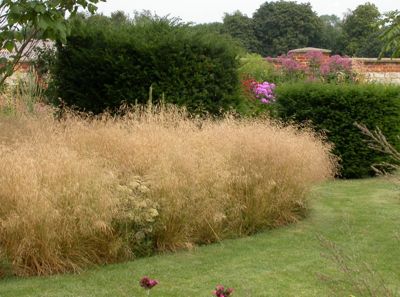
(96, 0, 398, 24)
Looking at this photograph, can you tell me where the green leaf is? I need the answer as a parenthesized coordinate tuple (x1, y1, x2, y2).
(3, 40, 15, 52)
(34, 3, 46, 14)
(87, 3, 97, 14)
(0, 57, 8, 65)
(0, 0, 103, 88)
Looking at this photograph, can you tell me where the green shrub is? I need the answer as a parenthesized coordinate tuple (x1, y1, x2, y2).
(238, 53, 277, 82)
(276, 82, 400, 178)
(53, 15, 242, 115)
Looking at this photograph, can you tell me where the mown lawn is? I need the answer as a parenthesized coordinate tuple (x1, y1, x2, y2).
(0, 178, 399, 297)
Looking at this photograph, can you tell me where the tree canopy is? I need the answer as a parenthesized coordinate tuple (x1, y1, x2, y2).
(342, 2, 383, 57)
(221, 11, 260, 53)
(253, 1, 323, 56)
(217, 1, 394, 58)
(319, 14, 344, 54)
(380, 10, 400, 57)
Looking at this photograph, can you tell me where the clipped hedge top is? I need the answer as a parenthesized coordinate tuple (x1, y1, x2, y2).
(53, 15, 244, 115)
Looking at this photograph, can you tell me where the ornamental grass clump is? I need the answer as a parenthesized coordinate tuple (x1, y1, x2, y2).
(0, 105, 336, 276)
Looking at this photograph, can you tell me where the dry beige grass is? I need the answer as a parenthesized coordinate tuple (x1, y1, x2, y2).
(0, 105, 337, 276)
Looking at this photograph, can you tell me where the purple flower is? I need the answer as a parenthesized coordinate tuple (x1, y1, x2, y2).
(305, 50, 324, 65)
(277, 54, 303, 72)
(252, 81, 276, 104)
(326, 55, 352, 72)
(320, 64, 330, 76)
(317, 54, 354, 82)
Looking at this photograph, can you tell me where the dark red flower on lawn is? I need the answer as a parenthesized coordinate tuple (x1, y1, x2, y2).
(213, 284, 234, 297)
(140, 276, 158, 290)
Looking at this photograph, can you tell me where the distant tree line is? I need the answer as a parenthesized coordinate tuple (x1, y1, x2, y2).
(193, 1, 396, 58)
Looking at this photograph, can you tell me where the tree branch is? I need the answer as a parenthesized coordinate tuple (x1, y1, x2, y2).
(0, 29, 39, 86)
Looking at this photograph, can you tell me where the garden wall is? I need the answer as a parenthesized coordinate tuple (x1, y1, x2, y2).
(276, 47, 400, 84)
(352, 58, 400, 84)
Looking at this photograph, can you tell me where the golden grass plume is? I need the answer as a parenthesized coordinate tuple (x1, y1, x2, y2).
(0, 105, 337, 276)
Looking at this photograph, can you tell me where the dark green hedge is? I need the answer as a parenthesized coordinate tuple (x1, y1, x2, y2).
(53, 16, 242, 114)
(276, 82, 400, 178)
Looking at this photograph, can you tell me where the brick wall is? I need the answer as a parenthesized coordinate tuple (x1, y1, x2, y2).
(0, 62, 31, 73)
(288, 47, 331, 66)
(352, 58, 400, 84)
(270, 47, 400, 84)
(1, 62, 32, 85)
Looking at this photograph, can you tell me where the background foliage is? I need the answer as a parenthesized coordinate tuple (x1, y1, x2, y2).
(253, 1, 323, 56)
(380, 10, 400, 57)
(342, 2, 383, 57)
(194, 1, 392, 57)
(221, 11, 260, 53)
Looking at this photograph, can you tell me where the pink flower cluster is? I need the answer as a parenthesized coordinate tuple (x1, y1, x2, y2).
(213, 285, 234, 297)
(267, 51, 355, 83)
(253, 81, 276, 104)
(305, 50, 324, 65)
(320, 54, 352, 75)
(139, 276, 159, 290)
(276, 54, 304, 72)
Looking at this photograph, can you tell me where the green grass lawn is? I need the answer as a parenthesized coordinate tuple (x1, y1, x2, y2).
(0, 178, 399, 297)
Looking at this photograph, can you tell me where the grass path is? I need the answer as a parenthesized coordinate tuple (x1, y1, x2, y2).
(1, 179, 399, 297)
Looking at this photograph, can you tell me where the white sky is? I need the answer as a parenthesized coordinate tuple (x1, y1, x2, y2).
(96, 0, 398, 24)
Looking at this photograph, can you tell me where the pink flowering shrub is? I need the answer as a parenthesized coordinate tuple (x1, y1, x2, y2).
(305, 51, 355, 82)
(274, 54, 305, 81)
(305, 50, 325, 80)
(266, 51, 357, 83)
(321, 55, 354, 82)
